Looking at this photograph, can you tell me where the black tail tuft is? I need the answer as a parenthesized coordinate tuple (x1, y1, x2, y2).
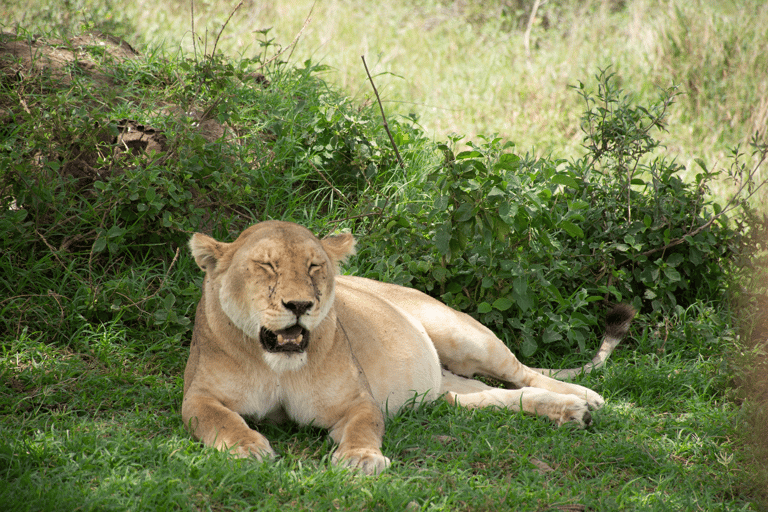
(604, 304, 636, 339)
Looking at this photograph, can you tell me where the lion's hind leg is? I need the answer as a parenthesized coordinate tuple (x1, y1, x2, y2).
(424, 311, 606, 410)
(440, 370, 594, 428)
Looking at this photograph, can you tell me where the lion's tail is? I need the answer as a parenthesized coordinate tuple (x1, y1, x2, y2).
(532, 304, 636, 379)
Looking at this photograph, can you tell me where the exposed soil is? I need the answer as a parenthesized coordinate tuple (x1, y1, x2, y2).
(0, 30, 140, 86)
(0, 31, 232, 187)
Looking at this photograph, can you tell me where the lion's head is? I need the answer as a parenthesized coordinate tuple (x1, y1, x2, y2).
(189, 221, 356, 372)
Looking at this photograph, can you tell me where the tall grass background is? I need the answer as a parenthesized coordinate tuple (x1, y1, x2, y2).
(5, 0, 768, 179)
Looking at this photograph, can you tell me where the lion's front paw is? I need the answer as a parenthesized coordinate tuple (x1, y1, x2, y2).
(226, 434, 277, 461)
(332, 448, 391, 475)
(555, 398, 593, 428)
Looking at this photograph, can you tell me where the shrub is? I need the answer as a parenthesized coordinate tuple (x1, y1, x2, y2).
(359, 69, 763, 358)
(0, 31, 413, 344)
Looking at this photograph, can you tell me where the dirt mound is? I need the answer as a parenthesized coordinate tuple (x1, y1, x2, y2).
(0, 31, 139, 86)
(0, 31, 232, 188)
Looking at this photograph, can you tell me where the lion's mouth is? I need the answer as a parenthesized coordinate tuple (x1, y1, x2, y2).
(259, 324, 310, 353)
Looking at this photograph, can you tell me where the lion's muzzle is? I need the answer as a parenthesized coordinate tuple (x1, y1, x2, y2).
(260, 324, 310, 353)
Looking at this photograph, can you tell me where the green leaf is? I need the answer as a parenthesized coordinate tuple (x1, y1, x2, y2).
(454, 203, 475, 222)
(568, 199, 589, 210)
(542, 329, 562, 344)
(492, 297, 514, 311)
(520, 336, 538, 357)
(499, 202, 518, 223)
(93, 237, 107, 253)
(487, 186, 506, 198)
(163, 293, 176, 310)
(667, 253, 685, 267)
(560, 220, 584, 239)
(107, 225, 126, 238)
(456, 150, 482, 160)
(552, 174, 579, 189)
(663, 267, 681, 282)
(431, 267, 447, 283)
(434, 222, 452, 256)
(477, 302, 492, 314)
(644, 215, 652, 228)
(512, 277, 532, 312)
(689, 247, 703, 265)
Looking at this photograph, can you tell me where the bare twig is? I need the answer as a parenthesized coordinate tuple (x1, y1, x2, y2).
(0, 293, 67, 329)
(17, 90, 31, 115)
(636, 145, 768, 260)
(190, 0, 197, 60)
(117, 247, 181, 310)
(524, 0, 545, 57)
(361, 55, 405, 177)
(285, 0, 316, 66)
(212, 1, 244, 58)
(308, 160, 350, 204)
(35, 229, 67, 271)
(327, 211, 389, 224)
(256, 1, 315, 71)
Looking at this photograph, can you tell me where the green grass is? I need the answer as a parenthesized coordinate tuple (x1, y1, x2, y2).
(0, 309, 753, 511)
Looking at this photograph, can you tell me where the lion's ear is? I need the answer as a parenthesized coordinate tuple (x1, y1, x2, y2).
(321, 232, 356, 267)
(189, 233, 226, 272)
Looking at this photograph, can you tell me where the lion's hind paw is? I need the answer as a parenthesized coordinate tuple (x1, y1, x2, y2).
(556, 399, 594, 429)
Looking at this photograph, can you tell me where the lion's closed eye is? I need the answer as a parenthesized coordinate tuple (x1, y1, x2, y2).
(255, 261, 277, 273)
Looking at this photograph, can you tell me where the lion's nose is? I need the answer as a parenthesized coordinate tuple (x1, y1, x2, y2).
(283, 300, 314, 318)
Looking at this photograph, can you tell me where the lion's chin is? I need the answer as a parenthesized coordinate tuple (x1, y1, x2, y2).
(259, 325, 310, 353)
(262, 351, 308, 373)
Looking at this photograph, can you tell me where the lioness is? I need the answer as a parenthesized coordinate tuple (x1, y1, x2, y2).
(183, 220, 634, 474)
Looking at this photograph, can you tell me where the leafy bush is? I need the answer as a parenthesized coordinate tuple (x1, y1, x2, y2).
(0, 32, 415, 344)
(359, 69, 762, 358)
(1, 32, 763, 364)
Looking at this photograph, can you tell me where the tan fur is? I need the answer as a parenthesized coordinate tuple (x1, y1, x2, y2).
(182, 221, 633, 474)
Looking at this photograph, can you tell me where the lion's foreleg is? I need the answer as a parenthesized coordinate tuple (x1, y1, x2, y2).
(182, 394, 276, 460)
(328, 399, 390, 475)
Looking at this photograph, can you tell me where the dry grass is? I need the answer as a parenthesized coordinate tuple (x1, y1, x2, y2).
(5, 0, 766, 175)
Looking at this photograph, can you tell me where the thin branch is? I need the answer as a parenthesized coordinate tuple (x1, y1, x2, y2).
(190, 0, 197, 60)
(17, 90, 31, 115)
(211, 1, 244, 58)
(117, 247, 181, 310)
(256, 1, 315, 71)
(524, 0, 544, 57)
(361, 55, 405, 177)
(285, 0, 316, 66)
(636, 147, 768, 260)
(308, 160, 350, 204)
(35, 229, 68, 271)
